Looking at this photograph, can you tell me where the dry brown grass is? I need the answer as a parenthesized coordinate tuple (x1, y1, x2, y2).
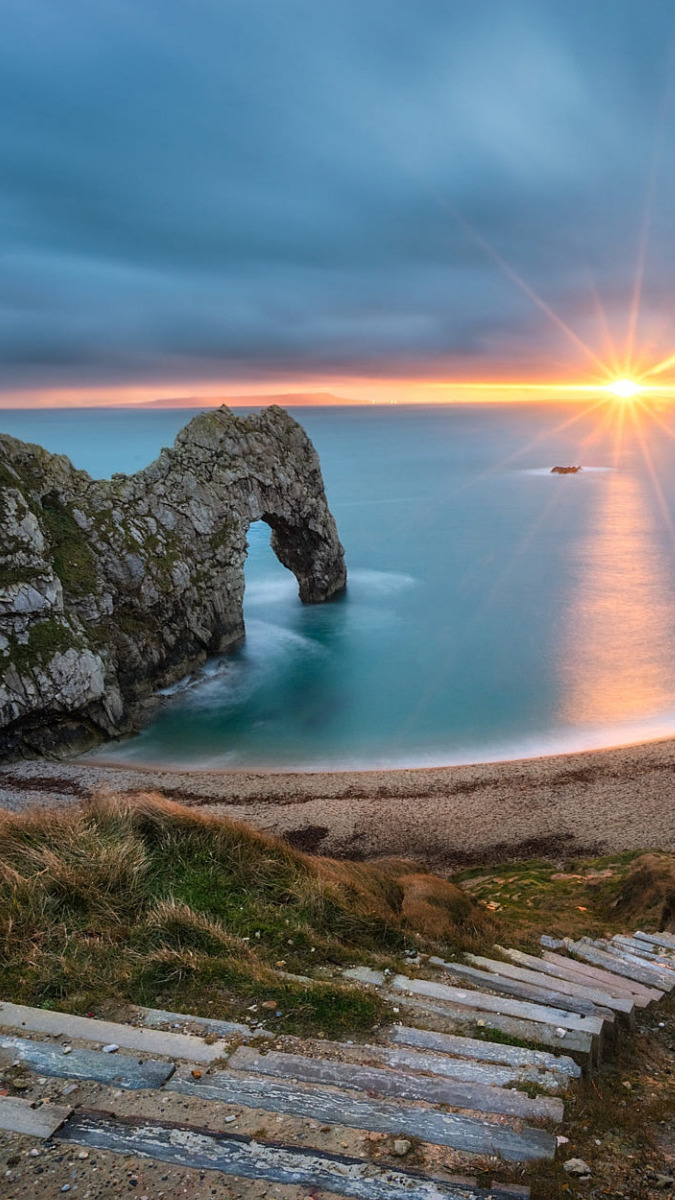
(610, 852, 675, 931)
(0, 790, 492, 1034)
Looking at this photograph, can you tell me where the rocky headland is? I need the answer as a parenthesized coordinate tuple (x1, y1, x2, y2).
(0, 406, 346, 758)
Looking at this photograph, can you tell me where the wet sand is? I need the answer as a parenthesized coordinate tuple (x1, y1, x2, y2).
(2, 736, 675, 871)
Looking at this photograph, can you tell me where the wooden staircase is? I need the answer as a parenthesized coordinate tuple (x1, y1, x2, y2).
(0, 927, 673, 1199)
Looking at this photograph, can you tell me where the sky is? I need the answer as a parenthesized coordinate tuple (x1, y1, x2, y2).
(3, 0, 675, 407)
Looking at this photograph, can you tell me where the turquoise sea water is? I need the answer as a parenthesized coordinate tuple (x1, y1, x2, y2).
(4, 402, 675, 769)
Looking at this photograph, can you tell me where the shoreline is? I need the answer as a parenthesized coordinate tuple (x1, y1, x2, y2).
(2, 735, 675, 872)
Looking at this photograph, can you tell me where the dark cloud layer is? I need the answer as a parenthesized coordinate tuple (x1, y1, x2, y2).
(2, 0, 675, 392)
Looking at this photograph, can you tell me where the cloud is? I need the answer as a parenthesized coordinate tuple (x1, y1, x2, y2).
(1, 0, 675, 393)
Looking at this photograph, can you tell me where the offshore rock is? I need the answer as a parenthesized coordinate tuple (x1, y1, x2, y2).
(0, 406, 346, 758)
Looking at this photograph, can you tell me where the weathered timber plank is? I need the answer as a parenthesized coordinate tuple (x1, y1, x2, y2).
(227, 1046, 564, 1122)
(473, 952, 633, 1016)
(387, 1025, 581, 1078)
(343, 967, 387, 986)
(0, 1000, 230, 1064)
(388, 994, 594, 1063)
(592, 940, 675, 985)
(167, 1067, 556, 1161)
(140, 1007, 270, 1040)
(428, 958, 613, 1020)
(611, 936, 675, 965)
(0, 1034, 174, 1090)
(634, 930, 675, 951)
(0, 1096, 71, 1138)
(540, 952, 662, 1003)
(570, 942, 674, 990)
(390, 975, 605, 1037)
(55, 1110, 533, 1199)
(293, 1037, 569, 1092)
(499, 948, 642, 1003)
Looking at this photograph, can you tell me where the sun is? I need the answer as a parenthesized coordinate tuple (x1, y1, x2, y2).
(605, 378, 645, 399)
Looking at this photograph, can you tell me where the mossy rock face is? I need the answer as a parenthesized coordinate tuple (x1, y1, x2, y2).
(0, 407, 346, 758)
(40, 494, 97, 597)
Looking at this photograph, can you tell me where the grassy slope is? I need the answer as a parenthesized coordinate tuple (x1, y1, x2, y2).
(0, 791, 494, 1037)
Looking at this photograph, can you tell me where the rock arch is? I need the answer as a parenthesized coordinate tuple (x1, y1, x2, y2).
(0, 406, 346, 757)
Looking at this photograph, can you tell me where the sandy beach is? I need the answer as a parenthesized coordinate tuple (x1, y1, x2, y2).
(1, 736, 675, 871)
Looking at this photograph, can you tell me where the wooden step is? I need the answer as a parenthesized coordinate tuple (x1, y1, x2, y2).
(167, 1066, 557, 1161)
(390, 975, 606, 1038)
(0, 1000, 232, 1064)
(54, 1108, 532, 1199)
(634, 930, 675, 951)
(569, 942, 673, 991)
(428, 957, 614, 1020)
(0, 1095, 72, 1138)
(291, 1036, 571, 1092)
(594, 939, 675, 983)
(540, 952, 663, 1003)
(385, 994, 595, 1065)
(0, 1033, 174, 1090)
(477, 951, 634, 1017)
(387, 1024, 581, 1079)
(140, 1006, 270, 1039)
(227, 1045, 564, 1122)
(499, 947, 643, 1002)
(610, 935, 675, 964)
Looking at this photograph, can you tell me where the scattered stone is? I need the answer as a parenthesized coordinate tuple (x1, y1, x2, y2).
(102, 1043, 119, 1054)
(563, 1158, 591, 1177)
(655, 1176, 675, 1189)
(392, 1139, 412, 1157)
(556, 1135, 570, 1147)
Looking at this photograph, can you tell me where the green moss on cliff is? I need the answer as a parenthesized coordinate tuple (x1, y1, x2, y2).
(0, 462, 22, 491)
(10, 618, 77, 672)
(41, 497, 97, 596)
(209, 518, 238, 552)
(0, 566, 35, 588)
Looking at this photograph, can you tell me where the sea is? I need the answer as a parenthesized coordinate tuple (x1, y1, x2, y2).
(3, 401, 675, 771)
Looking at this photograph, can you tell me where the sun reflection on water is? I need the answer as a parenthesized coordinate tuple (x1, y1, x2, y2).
(558, 467, 675, 725)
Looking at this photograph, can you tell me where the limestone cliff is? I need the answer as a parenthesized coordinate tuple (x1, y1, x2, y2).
(0, 406, 346, 758)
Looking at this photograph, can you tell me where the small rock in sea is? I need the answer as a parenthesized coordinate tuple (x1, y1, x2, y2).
(392, 1139, 412, 1157)
(102, 1043, 119, 1054)
(62, 1046, 72, 1055)
(563, 1158, 591, 1177)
